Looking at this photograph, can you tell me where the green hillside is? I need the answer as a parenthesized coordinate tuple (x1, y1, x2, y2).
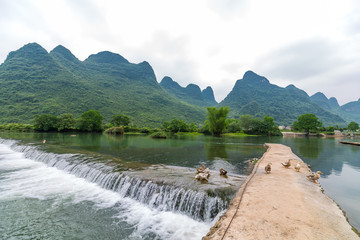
(160, 76, 217, 106)
(219, 71, 347, 126)
(1, 43, 357, 128)
(336, 100, 360, 123)
(310, 92, 340, 111)
(310, 92, 360, 124)
(0, 43, 206, 126)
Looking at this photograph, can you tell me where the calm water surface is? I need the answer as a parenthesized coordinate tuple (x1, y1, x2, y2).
(278, 136, 360, 231)
(0, 133, 359, 239)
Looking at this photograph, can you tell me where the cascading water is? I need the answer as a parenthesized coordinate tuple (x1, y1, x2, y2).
(0, 140, 212, 239)
(1, 139, 228, 222)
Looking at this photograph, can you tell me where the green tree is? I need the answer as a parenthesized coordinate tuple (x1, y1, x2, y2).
(162, 121, 170, 131)
(292, 113, 322, 135)
(110, 114, 130, 127)
(188, 122, 198, 132)
(226, 119, 242, 133)
(347, 121, 359, 131)
(260, 115, 281, 136)
(239, 114, 253, 132)
(57, 113, 76, 131)
(205, 107, 230, 136)
(33, 114, 58, 131)
(78, 110, 103, 132)
(239, 115, 281, 136)
(165, 119, 189, 133)
(325, 126, 335, 133)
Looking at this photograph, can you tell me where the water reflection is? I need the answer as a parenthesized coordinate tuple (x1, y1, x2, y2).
(278, 137, 360, 178)
(205, 137, 228, 160)
(282, 137, 324, 160)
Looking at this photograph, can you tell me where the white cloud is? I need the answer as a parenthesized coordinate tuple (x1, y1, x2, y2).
(0, 0, 359, 104)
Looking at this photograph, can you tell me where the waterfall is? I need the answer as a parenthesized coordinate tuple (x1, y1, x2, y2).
(1, 139, 228, 222)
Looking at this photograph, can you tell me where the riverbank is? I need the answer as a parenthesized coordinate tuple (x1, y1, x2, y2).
(340, 141, 360, 146)
(203, 143, 359, 240)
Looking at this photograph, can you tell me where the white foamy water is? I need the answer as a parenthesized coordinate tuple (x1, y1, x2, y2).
(0, 143, 212, 239)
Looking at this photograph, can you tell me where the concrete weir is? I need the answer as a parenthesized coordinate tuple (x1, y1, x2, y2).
(203, 143, 359, 240)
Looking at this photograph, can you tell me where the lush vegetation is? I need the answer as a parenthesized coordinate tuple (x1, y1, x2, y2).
(160, 76, 217, 106)
(162, 119, 198, 133)
(1, 106, 345, 138)
(104, 127, 124, 135)
(2, 43, 359, 132)
(292, 113, 322, 135)
(205, 107, 230, 136)
(219, 71, 347, 126)
(347, 121, 359, 131)
(310, 92, 360, 124)
(237, 114, 282, 136)
(110, 114, 130, 127)
(0, 43, 206, 127)
(33, 114, 58, 131)
(32, 110, 105, 132)
(159, 109, 281, 137)
(78, 110, 103, 132)
(150, 131, 167, 139)
(0, 123, 33, 132)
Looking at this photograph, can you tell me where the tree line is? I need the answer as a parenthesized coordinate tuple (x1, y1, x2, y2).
(1, 107, 359, 136)
(291, 113, 359, 135)
(0, 110, 130, 132)
(161, 107, 281, 136)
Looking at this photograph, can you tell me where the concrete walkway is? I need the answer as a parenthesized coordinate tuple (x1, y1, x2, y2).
(203, 143, 359, 240)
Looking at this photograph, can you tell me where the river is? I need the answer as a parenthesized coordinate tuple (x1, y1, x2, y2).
(0, 132, 359, 239)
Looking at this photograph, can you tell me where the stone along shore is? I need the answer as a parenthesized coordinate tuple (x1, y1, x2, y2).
(203, 143, 359, 240)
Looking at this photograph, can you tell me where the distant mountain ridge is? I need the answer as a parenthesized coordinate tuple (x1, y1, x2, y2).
(160, 76, 217, 106)
(0, 43, 206, 126)
(310, 92, 340, 110)
(310, 92, 360, 123)
(219, 71, 346, 126)
(0, 43, 359, 127)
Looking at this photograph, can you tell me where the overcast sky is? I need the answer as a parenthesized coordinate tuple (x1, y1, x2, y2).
(1, 0, 359, 105)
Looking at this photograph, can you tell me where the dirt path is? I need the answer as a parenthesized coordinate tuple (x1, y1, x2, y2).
(203, 143, 359, 240)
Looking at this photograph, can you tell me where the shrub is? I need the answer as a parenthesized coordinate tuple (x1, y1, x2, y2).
(104, 127, 124, 135)
(139, 127, 151, 134)
(150, 132, 167, 139)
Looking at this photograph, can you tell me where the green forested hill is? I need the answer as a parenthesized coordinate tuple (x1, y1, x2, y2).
(339, 100, 360, 123)
(219, 71, 347, 126)
(310, 92, 340, 111)
(0, 43, 206, 126)
(160, 76, 217, 106)
(309, 92, 360, 124)
(1, 43, 356, 128)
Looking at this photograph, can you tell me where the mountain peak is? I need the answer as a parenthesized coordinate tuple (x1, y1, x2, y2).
(185, 83, 201, 92)
(285, 84, 296, 89)
(286, 84, 309, 97)
(5, 42, 49, 63)
(242, 70, 270, 84)
(310, 92, 328, 102)
(85, 51, 129, 64)
(19, 42, 45, 51)
(160, 76, 182, 89)
(328, 97, 340, 108)
(1, 42, 61, 75)
(221, 71, 345, 126)
(202, 86, 217, 105)
(50, 45, 79, 63)
(136, 61, 157, 82)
